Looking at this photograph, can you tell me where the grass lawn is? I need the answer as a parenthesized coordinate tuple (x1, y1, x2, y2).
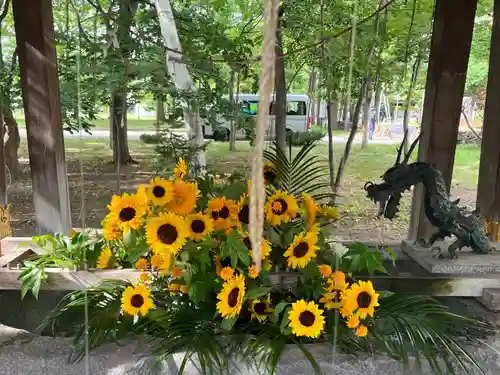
(10, 138, 480, 241)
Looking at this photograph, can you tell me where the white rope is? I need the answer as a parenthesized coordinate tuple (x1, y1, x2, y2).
(249, 0, 279, 271)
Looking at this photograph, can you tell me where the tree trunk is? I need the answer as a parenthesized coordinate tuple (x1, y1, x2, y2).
(111, 91, 133, 165)
(403, 55, 422, 154)
(315, 75, 321, 126)
(156, 94, 166, 124)
(374, 82, 382, 124)
(3, 106, 20, 178)
(343, 6, 357, 131)
(274, 24, 287, 152)
(228, 70, 236, 151)
(361, 77, 373, 148)
(326, 94, 337, 191)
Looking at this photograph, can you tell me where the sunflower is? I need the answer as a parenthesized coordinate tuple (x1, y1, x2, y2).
(250, 295, 273, 323)
(146, 212, 188, 255)
(356, 325, 368, 337)
(248, 265, 259, 279)
(166, 180, 199, 215)
(102, 214, 123, 241)
(265, 191, 299, 226)
(241, 234, 272, 260)
(320, 271, 350, 310)
(150, 253, 172, 275)
(288, 300, 325, 339)
(318, 264, 332, 278)
(150, 254, 164, 269)
(135, 258, 148, 271)
(186, 213, 213, 241)
(347, 314, 360, 329)
(263, 162, 277, 185)
(121, 283, 154, 317)
(107, 192, 147, 231)
(301, 192, 318, 229)
(216, 274, 246, 319)
(147, 177, 173, 206)
(237, 194, 250, 227)
(174, 157, 188, 180)
(139, 272, 151, 283)
(283, 231, 319, 269)
(207, 197, 238, 231)
(262, 258, 273, 271)
(340, 280, 380, 319)
(168, 283, 182, 293)
(219, 266, 234, 281)
(96, 247, 112, 269)
(171, 267, 183, 278)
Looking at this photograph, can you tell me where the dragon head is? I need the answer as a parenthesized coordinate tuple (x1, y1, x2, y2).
(364, 131, 422, 219)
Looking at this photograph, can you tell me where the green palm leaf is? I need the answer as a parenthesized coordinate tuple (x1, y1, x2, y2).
(264, 141, 334, 202)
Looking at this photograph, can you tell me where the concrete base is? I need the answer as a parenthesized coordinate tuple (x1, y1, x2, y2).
(479, 288, 500, 312)
(0, 324, 498, 375)
(402, 240, 500, 274)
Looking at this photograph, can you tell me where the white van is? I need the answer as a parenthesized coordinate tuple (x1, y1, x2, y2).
(202, 93, 311, 141)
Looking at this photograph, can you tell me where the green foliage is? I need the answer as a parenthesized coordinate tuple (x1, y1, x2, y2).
(288, 130, 325, 146)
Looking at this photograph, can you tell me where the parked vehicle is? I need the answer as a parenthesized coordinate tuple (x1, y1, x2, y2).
(203, 93, 311, 142)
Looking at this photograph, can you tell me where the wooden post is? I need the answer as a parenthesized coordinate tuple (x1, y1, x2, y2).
(476, 0, 500, 241)
(408, 0, 477, 241)
(12, 0, 71, 235)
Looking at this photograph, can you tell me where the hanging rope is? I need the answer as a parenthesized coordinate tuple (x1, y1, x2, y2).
(249, 0, 279, 271)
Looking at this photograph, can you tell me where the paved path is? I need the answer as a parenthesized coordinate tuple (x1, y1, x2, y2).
(18, 128, 405, 145)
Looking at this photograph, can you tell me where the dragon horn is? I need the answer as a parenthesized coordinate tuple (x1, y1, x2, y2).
(402, 131, 423, 164)
(395, 130, 408, 165)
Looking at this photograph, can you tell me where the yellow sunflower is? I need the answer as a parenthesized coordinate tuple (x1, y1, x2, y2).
(288, 300, 325, 339)
(186, 213, 213, 241)
(320, 271, 350, 310)
(301, 192, 318, 229)
(250, 295, 274, 323)
(216, 274, 246, 319)
(219, 266, 234, 281)
(147, 177, 173, 206)
(265, 191, 299, 226)
(318, 264, 332, 278)
(121, 283, 154, 317)
(241, 234, 272, 260)
(263, 162, 277, 185)
(347, 314, 360, 329)
(262, 258, 273, 271)
(356, 325, 368, 337)
(248, 265, 259, 279)
(174, 157, 188, 180)
(102, 214, 123, 241)
(237, 194, 250, 227)
(166, 180, 199, 215)
(340, 280, 380, 319)
(135, 258, 148, 271)
(96, 247, 112, 269)
(283, 231, 319, 269)
(207, 197, 238, 231)
(146, 212, 188, 255)
(107, 192, 147, 231)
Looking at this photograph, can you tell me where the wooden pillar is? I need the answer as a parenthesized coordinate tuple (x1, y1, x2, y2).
(408, 0, 477, 240)
(12, 0, 71, 235)
(476, 0, 500, 242)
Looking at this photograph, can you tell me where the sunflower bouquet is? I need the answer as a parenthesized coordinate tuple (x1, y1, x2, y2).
(27, 143, 490, 374)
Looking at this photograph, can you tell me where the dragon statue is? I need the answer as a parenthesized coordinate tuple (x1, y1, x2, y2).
(364, 131, 494, 259)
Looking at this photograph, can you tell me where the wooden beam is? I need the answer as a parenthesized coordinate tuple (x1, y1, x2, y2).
(476, 0, 500, 241)
(11, 0, 71, 235)
(408, 0, 477, 241)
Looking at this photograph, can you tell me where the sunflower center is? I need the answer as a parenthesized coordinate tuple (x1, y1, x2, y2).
(212, 206, 230, 220)
(263, 170, 276, 183)
(130, 294, 144, 308)
(271, 199, 288, 215)
(238, 205, 249, 224)
(298, 310, 316, 327)
(333, 291, 342, 303)
(119, 207, 136, 222)
(191, 219, 206, 234)
(227, 288, 240, 308)
(157, 224, 178, 244)
(152, 185, 166, 198)
(243, 237, 252, 250)
(293, 242, 309, 258)
(357, 291, 372, 308)
(254, 302, 267, 315)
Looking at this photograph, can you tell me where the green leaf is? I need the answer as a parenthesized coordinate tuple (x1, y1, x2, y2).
(19, 265, 47, 300)
(220, 317, 237, 332)
(188, 280, 210, 303)
(245, 286, 272, 301)
(280, 306, 292, 335)
(123, 230, 137, 248)
(272, 301, 289, 324)
(180, 250, 190, 262)
(198, 249, 211, 272)
(124, 245, 147, 264)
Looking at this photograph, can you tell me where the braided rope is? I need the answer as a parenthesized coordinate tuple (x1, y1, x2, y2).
(249, 0, 279, 272)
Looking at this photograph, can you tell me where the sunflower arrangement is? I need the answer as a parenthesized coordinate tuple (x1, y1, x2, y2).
(27, 142, 491, 375)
